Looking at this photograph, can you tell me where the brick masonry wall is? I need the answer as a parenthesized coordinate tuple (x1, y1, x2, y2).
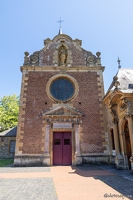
(19, 70, 105, 154)
(19, 72, 57, 154)
(68, 72, 105, 154)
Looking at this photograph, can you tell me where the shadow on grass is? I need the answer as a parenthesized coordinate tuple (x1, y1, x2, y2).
(0, 159, 14, 167)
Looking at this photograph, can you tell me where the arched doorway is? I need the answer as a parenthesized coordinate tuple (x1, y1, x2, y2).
(124, 121, 131, 169)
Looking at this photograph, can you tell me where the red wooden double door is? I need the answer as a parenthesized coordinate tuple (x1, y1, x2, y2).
(53, 132, 72, 165)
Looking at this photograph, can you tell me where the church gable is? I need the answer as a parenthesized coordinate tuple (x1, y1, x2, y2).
(23, 34, 101, 67)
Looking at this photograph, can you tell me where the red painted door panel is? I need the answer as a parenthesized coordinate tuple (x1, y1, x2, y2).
(53, 132, 72, 165)
(53, 132, 63, 165)
(63, 132, 72, 165)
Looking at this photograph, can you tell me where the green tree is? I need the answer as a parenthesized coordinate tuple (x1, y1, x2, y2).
(0, 94, 19, 132)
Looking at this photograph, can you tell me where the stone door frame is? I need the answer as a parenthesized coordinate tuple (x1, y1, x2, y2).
(42, 121, 82, 166)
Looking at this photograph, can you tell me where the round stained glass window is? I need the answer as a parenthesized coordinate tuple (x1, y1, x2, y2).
(50, 78, 75, 101)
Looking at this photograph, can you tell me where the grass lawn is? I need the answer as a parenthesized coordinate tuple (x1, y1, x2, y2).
(0, 159, 14, 167)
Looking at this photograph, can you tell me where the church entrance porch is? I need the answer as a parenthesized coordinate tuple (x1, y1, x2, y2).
(42, 104, 83, 166)
(53, 132, 72, 165)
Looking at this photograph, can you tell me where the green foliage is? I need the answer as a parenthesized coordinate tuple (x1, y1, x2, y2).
(0, 159, 14, 167)
(0, 94, 19, 132)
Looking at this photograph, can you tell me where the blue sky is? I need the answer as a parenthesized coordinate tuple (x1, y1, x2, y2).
(0, 0, 133, 99)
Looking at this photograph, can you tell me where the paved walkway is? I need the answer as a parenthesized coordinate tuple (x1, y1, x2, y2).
(0, 164, 133, 200)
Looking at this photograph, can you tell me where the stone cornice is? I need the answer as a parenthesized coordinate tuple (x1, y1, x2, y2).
(103, 89, 123, 106)
(43, 115, 83, 124)
(41, 104, 84, 124)
(20, 65, 105, 72)
(42, 104, 84, 117)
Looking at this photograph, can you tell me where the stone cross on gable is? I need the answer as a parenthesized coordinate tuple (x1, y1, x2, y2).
(57, 17, 64, 28)
(117, 57, 121, 69)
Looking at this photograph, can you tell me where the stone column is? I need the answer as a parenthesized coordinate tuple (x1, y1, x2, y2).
(113, 121, 120, 155)
(113, 121, 123, 168)
(127, 116, 133, 151)
(124, 100, 133, 170)
(74, 124, 82, 165)
(119, 131, 128, 169)
(127, 115, 133, 171)
(42, 124, 50, 166)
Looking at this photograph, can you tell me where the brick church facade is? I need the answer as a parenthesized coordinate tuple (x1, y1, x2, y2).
(14, 32, 110, 166)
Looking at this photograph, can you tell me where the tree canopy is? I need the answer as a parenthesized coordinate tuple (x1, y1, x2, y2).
(0, 94, 19, 132)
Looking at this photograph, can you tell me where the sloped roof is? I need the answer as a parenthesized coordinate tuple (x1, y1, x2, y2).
(0, 127, 17, 137)
(106, 68, 133, 94)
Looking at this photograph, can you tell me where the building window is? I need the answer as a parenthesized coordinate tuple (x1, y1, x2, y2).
(128, 84, 133, 89)
(50, 78, 75, 101)
(46, 74, 79, 103)
(9, 140, 16, 153)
